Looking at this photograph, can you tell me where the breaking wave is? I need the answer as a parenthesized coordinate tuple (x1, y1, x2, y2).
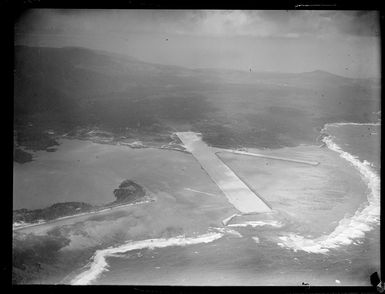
(214, 227, 243, 237)
(228, 220, 283, 228)
(278, 122, 380, 254)
(71, 231, 224, 285)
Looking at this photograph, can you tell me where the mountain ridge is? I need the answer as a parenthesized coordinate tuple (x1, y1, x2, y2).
(15, 45, 363, 80)
(14, 45, 380, 154)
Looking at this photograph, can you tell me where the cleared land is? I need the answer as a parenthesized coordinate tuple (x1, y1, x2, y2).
(215, 149, 319, 166)
(176, 132, 271, 214)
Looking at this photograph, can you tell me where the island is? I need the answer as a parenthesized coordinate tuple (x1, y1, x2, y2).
(13, 148, 33, 164)
(13, 179, 147, 226)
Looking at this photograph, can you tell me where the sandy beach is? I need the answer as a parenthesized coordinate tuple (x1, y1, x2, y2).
(13, 199, 153, 235)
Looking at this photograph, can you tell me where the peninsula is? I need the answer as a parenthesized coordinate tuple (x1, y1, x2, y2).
(13, 179, 147, 228)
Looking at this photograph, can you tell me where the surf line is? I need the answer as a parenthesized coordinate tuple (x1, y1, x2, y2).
(278, 123, 380, 254)
(70, 232, 224, 285)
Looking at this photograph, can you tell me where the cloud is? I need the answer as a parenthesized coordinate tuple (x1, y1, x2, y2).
(15, 10, 379, 41)
(188, 10, 379, 38)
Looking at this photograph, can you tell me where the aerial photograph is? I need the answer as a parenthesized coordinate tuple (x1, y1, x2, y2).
(13, 9, 380, 286)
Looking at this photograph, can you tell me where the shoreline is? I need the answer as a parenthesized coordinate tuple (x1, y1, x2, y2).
(13, 121, 381, 285)
(70, 231, 226, 285)
(13, 196, 154, 232)
(15, 119, 380, 164)
(14, 121, 379, 230)
(277, 123, 380, 253)
(13, 198, 155, 234)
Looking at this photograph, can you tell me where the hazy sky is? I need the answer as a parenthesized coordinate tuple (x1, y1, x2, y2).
(15, 9, 380, 78)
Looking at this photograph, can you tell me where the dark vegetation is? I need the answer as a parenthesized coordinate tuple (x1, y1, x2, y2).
(14, 45, 380, 152)
(113, 179, 146, 204)
(15, 126, 59, 151)
(13, 46, 217, 158)
(13, 180, 146, 224)
(14, 148, 33, 163)
(83, 95, 215, 130)
(12, 179, 147, 284)
(13, 232, 71, 284)
(13, 202, 94, 224)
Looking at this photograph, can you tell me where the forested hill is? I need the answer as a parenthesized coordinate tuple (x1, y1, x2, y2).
(14, 45, 380, 152)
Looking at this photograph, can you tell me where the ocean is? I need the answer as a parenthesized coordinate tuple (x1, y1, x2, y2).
(67, 122, 381, 286)
(324, 123, 381, 173)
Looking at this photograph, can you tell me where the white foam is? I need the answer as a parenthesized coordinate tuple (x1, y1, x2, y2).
(252, 236, 260, 244)
(278, 123, 380, 254)
(13, 219, 46, 230)
(70, 231, 224, 285)
(213, 227, 243, 238)
(222, 214, 240, 226)
(12, 221, 30, 228)
(228, 220, 283, 228)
